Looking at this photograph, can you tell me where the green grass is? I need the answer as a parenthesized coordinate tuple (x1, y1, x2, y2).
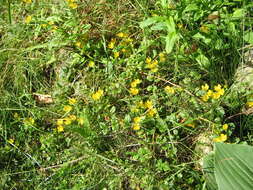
(0, 0, 253, 189)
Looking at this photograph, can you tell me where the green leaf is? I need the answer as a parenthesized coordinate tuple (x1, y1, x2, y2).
(139, 16, 164, 29)
(165, 32, 177, 54)
(214, 143, 253, 190)
(244, 32, 253, 45)
(232, 8, 245, 18)
(203, 153, 218, 190)
(183, 4, 198, 13)
(196, 53, 210, 69)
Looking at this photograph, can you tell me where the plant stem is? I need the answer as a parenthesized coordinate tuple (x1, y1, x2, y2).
(7, 0, 12, 24)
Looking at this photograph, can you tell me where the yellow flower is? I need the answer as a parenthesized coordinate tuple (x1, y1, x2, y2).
(121, 48, 127, 53)
(48, 21, 54, 25)
(75, 42, 82, 48)
(213, 134, 227, 142)
(88, 61, 95, 67)
(124, 38, 133, 43)
(114, 51, 120, 58)
(69, 115, 77, 121)
(23, 0, 32, 3)
(151, 67, 158, 73)
(212, 92, 221, 99)
(145, 100, 153, 109)
(246, 101, 253, 108)
(164, 86, 175, 94)
(25, 15, 32, 24)
(222, 124, 228, 131)
(132, 123, 141, 131)
(57, 119, 64, 126)
(23, 117, 35, 125)
(77, 117, 84, 125)
(201, 94, 210, 102)
(51, 25, 58, 32)
(201, 84, 209, 91)
(68, 2, 78, 9)
(131, 106, 139, 113)
(129, 88, 139, 95)
(130, 79, 142, 88)
(8, 138, 14, 144)
(147, 108, 157, 117)
(57, 125, 64, 132)
(108, 41, 115, 49)
(159, 53, 166, 62)
(133, 117, 141, 123)
(207, 90, 213, 96)
(63, 105, 72, 112)
(200, 25, 209, 33)
(64, 117, 72, 125)
(40, 24, 47, 28)
(69, 98, 77, 105)
(137, 101, 145, 108)
(116, 32, 124, 38)
(92, 89, 104, 100)
(214, 84, 222, 92)
(145, 57, 152, 64)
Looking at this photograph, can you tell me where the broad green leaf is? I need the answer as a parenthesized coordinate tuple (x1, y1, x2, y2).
(244, 32, 253, 45)
(166, 16, 176, 33)
(165, 32, 178, 54)
(214, 143, 253, 190)
(203, 153, 218, 190)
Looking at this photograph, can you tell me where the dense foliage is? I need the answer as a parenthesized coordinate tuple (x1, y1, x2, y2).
(0, 0, 253, 189)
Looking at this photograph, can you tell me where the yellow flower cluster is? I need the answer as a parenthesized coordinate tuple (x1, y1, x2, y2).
(129, 79, 142, 95)
(144, 100, 157, 117)
(145, 57, 158, 72)
(222, 124, 228, 131)
(66, 0, 78, 9)
(88, 61, 95, 68)
(116, 32, 128, 38)
(246, 101, 253, 108)
(164, 86, 175, 94)
(56, 115, 77, 132)
(92, 89, 104, 101)
(25, 15, 32, 24)
(200, 25, 209, 33)
(23, 117, 35, 125)
(63, 105, 73, 112)
(108, 38, 116, 49)
(114, 51, 120, 59)
(75, 41, 82, 48)
(69, 98, 77, 105)
(132, 116, 142, 131)
(159, 53, 166, 62)
(201, 84, 225, 102)
(23, 0, 32, 3)
(213, 134, 227, 142)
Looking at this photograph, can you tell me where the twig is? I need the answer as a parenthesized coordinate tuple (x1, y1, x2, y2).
(39, 156, 87, 172)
